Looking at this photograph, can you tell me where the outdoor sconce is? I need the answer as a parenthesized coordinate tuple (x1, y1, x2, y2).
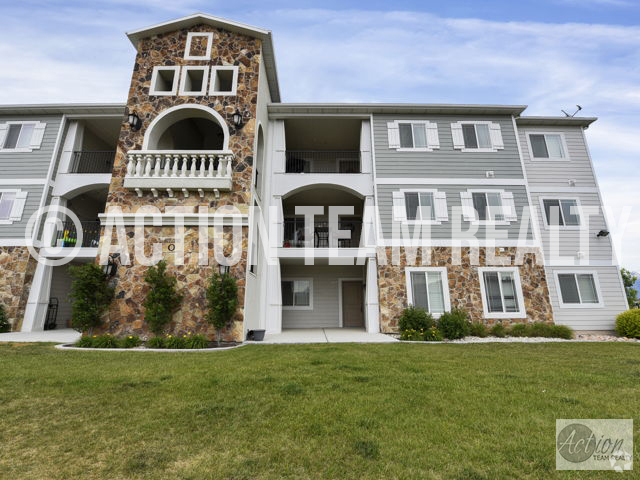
(596, 230, 610, 238)
(219, 264, 230, 275)
(232, 109, 244, 129)
(103, 253, 120, 277)
(127, 112, 142, 131)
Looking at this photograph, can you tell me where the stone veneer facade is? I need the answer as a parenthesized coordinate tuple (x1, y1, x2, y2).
(0, 247, 37, 330)
(377, 247, 554, 332)
(98, 24, 261, 341)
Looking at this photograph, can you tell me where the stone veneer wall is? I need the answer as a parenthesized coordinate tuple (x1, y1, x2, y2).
(377, 247, 553, 332)
(98, 25, 261, 340)
(0, 247, 37, 331)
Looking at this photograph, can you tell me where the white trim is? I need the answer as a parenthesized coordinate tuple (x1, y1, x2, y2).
(184, 32, 213, 60)
(149, 66, 180, 95)
(405, 267, 451, 317)
(178, 66, 209, 96)
(451, 121, 502, 152)
(338, 277, 364, 327)
(478, 267, 527, 319)
(388, 120, 439, 151)
(528, 186, 598, 193)
(553, 270, 605, 308)
(538, 196, 582, 230)
(376, 178, 526, 185)
(0, 178, 47, 185)
(525, 131, 570, 161)
(397, 189, 444, 225)
(281, 278, 313, 310)
(0, 238, 33, 246)
(209, 66, 239, 96)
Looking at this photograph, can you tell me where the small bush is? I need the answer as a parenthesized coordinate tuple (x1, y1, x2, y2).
(119, 335, 143, 348)
(437, 309, 470, 340)
(398, 306, 435, 333)
(400, 328, 424, 341)
(206, 271, 239, 344)
(0, 304, 11, 333)
(490, 323, 507, 338)
(508, 323, 529, 337)
(549, 325, 574, 339)
(146, 336, 165, 349)
(92, 334, 119, 348)
(616, 309, 640, 339)
(164, 335, 187, 349)
(423, 326, 443, 341)
(469, 322, 488, 338)
(68, 264, 114, 334)
(185, 334, 209, 349)
(144, 261, 183, 336)
(75, 336, 95, 348)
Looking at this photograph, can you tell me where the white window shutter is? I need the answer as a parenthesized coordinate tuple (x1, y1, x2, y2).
(426, 122, 439, 149)
(489, 122, 504, 150)
(30, 122, 46, 149)
(392, 191, 407, 221)
(451, 123, 464, 149)
(0, 124, 8, 147)
(434, 191, 448, 222)
(9, 191, 27, 221)
(460, 192, 475, 221)
(387, 122, 400, 149)
(501, 191, 517, 221)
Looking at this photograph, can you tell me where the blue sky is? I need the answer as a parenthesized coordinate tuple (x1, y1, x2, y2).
(0, 0, 639, 269)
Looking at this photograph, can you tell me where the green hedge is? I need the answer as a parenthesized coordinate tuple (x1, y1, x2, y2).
(616, 309, 640, 339)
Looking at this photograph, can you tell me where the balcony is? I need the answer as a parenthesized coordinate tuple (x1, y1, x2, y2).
(123, 150, 234, 198)
(69, 151, 116, 174)
(283, 219, 362, 248)
(53, 220, 101, 248)
(285, 151, 360, 174)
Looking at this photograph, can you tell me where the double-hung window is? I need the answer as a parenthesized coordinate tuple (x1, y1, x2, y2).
(473, 192, 504, 222)
(406, 268, 450, 315)
(451, 121, 503, 151)
(460, 190, 517, 224)
(528, 133, 567, 160)
(399, 123, 428, 149)
(479, 268, 526, 318)
(556, 272, 601, 307)
(393, 190, 448, 224)
(0, 192, 16, 220)
(387, 120, 439, 151)
(282, 279, 312, 309)
(462, 123, 491, 149)
(3, 124, 34, 150)
(542, 199, 580, 227)
(405, 192, 435, 221)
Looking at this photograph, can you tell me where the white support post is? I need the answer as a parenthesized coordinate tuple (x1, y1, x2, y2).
(264, 260, 282, 334)
(365, 256, 380, 333)
(21, 261, 53, 332)
(360, 119, 372, 174)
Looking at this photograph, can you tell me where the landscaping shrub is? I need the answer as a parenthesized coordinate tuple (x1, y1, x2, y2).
(400, 329, 423, 341)
(185, 333, 209, 349)
(144, 261, 183, 335)
(206, 271, 239, 344)
(119, 335, 143, 348)
(146, 336, 165, 349)
(508, 323, 529, 337)
(549, 325, 574, 339)
(506, 322, 574, 339)
(164, 335, 187, 349)
(490, 323, 507, 338)
(92, 334, 119, 348)
(437, 309, 470, 340)
(469, 322, 488, 338)
(0, 304, 10, 333)
(68, 264, 114, 334)
(616, 309, 640, 339)
(75, 336, 95, 348)
(423, 326, 443, 341)
(398, 306, 435, 333)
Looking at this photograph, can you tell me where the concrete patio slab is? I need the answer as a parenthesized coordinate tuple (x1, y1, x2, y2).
(255, 328, 398, 344)
(0, 328, 81, 344)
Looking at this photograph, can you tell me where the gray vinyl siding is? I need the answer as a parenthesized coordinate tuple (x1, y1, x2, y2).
(377, 184, 533, 240)
(531, 191, 614, 263)
(0, 184, 44, 238)
(519, 126, 597, 188)
(547, 266, 627, 330)
(372, 114, 524, 178)
(0, 115, 63, 178)
(281, 264, 364, 328)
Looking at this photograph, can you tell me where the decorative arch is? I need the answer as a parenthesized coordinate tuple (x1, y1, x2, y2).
(142, 104, 231, 151)
(280, 181, 367, 200)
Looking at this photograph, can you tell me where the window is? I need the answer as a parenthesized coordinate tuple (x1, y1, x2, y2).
(479, 268, 526, 318)
(184, 32, 213, 60)
(460, 190, 517, 223)
(406, 268, 450, 315)
(387, 120, 439, 151)
(0, 192, 16, 219)
(178, 66, 209, 96)
(149, 66, 180, 95)
(392, 190, 448, 224)
(282, 279, 312, 309)
(1, 123, 37, 151)
(0, 189, 27, 224)
(528, 133, 567, 159)
(451, 121, 503, 151)
(556, 273, 601, 307)
(209, 66, 239, 95)
(472, 192, 504, 222)
(542, 199, 580, 227)
(405, 192, 434, 221)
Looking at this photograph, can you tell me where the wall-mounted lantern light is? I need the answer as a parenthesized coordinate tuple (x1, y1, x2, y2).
(219, 264, 230, 276)
(232, 109, 244, 129)
(127, 112, 142, 131)
(103, 253, 120, 277)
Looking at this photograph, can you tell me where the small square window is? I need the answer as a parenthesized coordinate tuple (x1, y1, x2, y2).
(209, 66, 238, 95)
(282, 279, 312, 309)
(557, 273, 600, 305)
(405, 192, 435, 221)
(463, 124, 491, 149)
(149, 66, 179, 95)
(529, 133, 566, 159)
(179, 66, 209, 96)
(184, 32, 213, 60)
(3, 124, 34, 150)
(472, 192, 504, 222)
(542, 199, 580, 227)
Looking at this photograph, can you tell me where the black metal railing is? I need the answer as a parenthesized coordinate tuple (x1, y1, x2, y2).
(285, 151, 360, 173)
(54, 220, 101, 248)
(70, 151, 116, 174)
(283, 219, 362, 248)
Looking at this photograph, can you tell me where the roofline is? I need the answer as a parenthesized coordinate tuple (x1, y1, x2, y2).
(126, 13, 281, 102)
(0, 103, 126, 115)
(516, 116, 597, 127)
(268, 103, 527, 117)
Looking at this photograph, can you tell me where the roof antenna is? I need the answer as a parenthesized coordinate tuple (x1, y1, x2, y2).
(561, 105, 582, 117)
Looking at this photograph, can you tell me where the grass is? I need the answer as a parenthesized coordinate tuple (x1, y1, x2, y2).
(0, 342, 638, 479)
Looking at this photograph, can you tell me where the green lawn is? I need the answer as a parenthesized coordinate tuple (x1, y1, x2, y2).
(0, 342, 638, 479)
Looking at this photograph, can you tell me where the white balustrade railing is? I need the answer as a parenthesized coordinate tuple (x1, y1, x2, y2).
(125, 151, 233, 180)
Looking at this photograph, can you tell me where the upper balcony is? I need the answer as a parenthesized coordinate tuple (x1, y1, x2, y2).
(69, 150, 116, 174)
(285, 150, 361, 174)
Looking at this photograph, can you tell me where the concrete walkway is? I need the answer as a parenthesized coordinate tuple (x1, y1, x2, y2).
(0, 328, 81, 344)
(255, 328, 398, 344)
